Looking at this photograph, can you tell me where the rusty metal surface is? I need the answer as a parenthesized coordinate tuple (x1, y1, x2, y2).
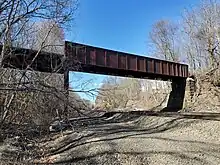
(65, 41, 188, 80)
(1, 42, 188, 80)
(1, 46, 64, 73)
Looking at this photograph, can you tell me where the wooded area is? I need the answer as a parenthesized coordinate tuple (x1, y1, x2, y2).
(0, 0, 220, 164)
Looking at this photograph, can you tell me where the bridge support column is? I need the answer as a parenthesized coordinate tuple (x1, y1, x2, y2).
(64, 68, 69, 117)
(164, 78, 186, 111)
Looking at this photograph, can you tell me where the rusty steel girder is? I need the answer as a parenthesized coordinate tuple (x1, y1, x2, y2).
(65, 41, 188, 80)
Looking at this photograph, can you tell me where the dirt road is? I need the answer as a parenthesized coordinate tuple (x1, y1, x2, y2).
(38, 112, 220, 165)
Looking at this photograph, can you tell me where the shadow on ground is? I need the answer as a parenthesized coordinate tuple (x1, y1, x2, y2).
(36, 111, 220, 164)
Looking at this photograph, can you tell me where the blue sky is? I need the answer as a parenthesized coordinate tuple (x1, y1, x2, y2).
(66, 0, 200, 101)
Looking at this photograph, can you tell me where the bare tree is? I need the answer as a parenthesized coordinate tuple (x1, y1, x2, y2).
(149, 19, 180, 62)
(0, 0, 78, 126)
(0, 0, 78, 67)
(183, 0, 220, 69)
(96, 77, 141, 110)
(33, 20, 65, 54)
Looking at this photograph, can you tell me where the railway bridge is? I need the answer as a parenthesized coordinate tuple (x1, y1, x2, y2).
(2, 41, 189, 111)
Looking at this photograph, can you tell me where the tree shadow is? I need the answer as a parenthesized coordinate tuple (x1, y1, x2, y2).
(55, 136, 220, 165)
(45, 116, 198, 156)
(40, 110, 220, 164)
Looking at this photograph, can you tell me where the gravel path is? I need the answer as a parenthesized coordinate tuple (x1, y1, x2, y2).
(39, 114, 220, 165)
